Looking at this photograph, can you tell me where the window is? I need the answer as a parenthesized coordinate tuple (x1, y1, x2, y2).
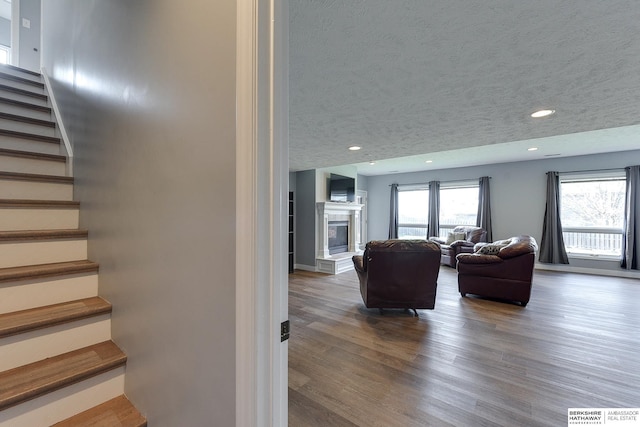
(0, 46, 9, 65)
(560, 173, 625, 258)
(397, 188, 428, 239)
(439, 183, 478, 238)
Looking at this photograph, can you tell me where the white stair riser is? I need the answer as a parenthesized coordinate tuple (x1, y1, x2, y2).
(0, 367, 125, 427)
(0, 240, 87, 269)
(0, 180, 73, 201)
(0, 119, 57, 138)
(0, 315, 111, 371)
(0, 208, 79, 231)
(0, 90, 48, 107)
(0, 155, 66, 176)
(0, 78, 45, 95)
(0, 135, 61, 155)
(0, 104, 52, 122)
(0, 273, 98, 314)
(0, 69, 42, 84)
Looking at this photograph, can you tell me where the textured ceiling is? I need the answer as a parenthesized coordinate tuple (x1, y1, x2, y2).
(289, 0, 640, 175)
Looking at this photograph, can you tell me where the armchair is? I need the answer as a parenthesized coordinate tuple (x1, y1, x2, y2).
(429, 226, 487, 267)
(352, 240, 441, 316)
(456, 235, 538, 306)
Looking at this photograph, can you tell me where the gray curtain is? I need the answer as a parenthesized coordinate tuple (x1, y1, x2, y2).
(539, 171, 569, 264)
(621, 165, 640, 270)
(427, 181, 440, 238)
(476, 176, 493, 241)
(388, 183, 399, 239)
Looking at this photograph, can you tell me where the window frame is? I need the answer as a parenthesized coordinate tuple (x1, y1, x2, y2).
(559, 171, 626, 260)
(397, 185, 429, 240)
(438, 180, 479, 239)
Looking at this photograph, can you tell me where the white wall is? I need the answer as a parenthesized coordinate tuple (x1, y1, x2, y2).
(366, 150, 640, 272)
(41, 1, 236, 425)
(17, 0, 40, 71)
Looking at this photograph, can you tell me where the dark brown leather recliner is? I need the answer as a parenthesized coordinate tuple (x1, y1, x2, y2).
(352, 240, 441, 316)
(429, 226, 487, 267)
(456, 235, 538, 306)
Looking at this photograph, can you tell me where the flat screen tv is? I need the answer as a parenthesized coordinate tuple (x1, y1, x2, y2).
(329, 173, 355, 202)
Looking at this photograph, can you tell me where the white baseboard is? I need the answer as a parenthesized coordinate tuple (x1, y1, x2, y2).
(294, 263, 317, 272)
(535, 263, 640, 280)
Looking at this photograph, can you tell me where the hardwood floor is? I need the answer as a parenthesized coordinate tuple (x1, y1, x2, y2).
(288, 267, 640, 426)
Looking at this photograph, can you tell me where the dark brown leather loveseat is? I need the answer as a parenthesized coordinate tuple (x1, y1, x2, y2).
(429, 226, 487, 267)
(456, 235, 538, 306)
(352, 240, 441, 316)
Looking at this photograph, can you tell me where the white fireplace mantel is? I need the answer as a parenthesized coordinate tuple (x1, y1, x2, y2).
(316, 202, 363, 264)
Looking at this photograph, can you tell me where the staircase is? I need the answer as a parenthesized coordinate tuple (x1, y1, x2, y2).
(0, 64, 146, 426)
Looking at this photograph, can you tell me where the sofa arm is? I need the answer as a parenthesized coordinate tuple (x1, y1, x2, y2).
(352, 255, 365, 273)
(498, 236, 538, 259)
(450, 240, 475, 249)
(429, 237, 446, 245)
(456, 253, 502, 264)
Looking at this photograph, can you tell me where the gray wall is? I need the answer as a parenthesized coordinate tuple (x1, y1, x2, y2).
(357, 174, 369, 191)
(41, 1, 236, 425)
(18, 0, 40, 71)
(0, 17, 10, 47)
(366, 150, 640, 271)
(295, 170, 317, 267)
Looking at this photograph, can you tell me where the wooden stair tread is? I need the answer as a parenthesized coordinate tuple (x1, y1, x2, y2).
(0, 83, 47, 100)
(0, 260, 98, 283)
(53, 395, 147, 427)
(0, 170, 73, 183)
(0, 297, 111, 338)
(0, 71, 45, 89)
(0, 229, 88, 242)
(0, 96, 51, 113)
(0, 341, 126, 410)
(0, 147, 66, 162)
(0, 111, 56, 128)
(0, 129, 60, 144)
(0, 199, 80, 208)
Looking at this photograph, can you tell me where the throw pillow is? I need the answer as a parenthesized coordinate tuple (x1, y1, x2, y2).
(445, 232, 466, 245)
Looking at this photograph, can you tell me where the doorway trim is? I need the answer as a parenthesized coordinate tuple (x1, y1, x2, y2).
(236, 0, 289, 425)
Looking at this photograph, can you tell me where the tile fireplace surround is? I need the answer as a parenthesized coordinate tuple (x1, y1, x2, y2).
(316, 202, 363, 274)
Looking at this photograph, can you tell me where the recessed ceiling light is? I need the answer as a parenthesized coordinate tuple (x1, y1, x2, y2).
(531, 109, 555, 118)
(528, 147, 538, 151)
(369, 161, 376, 165)
(425, 160, 433, 163)
(348, 146, 361, 151)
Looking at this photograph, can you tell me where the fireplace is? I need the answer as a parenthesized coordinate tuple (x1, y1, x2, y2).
(316, 202, 363, 274)
(328, 221, 349, 255)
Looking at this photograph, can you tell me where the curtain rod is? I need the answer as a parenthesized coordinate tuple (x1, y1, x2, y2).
(556, 167, 625, 175)
(389, 177, 491, 187)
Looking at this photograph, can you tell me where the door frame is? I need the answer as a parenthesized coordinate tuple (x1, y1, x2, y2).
(236, 0, 289, 425)
(9, 0, 19, 66)
(356, 190, 368, 249)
